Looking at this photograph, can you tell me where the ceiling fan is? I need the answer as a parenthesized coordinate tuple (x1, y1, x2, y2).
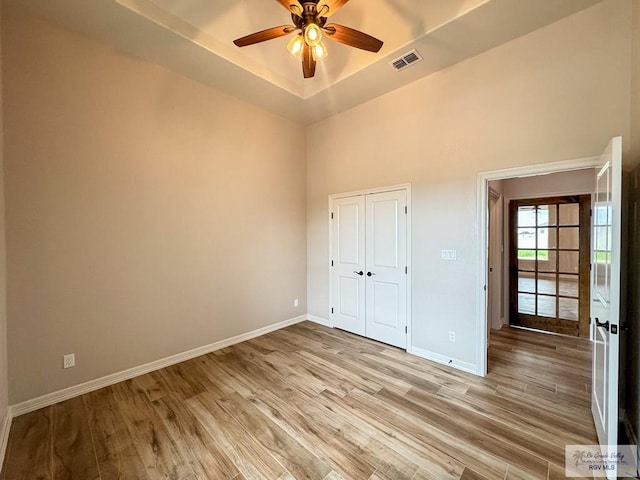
(233, 0, 384, 79)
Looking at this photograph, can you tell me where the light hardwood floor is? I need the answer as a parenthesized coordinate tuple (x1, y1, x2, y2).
(0, 322, 596, 480)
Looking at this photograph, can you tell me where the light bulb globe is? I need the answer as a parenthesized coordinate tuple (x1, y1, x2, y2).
(287, 34, 304, 58)
(304, 24, 322, 47)
(312, 41, 328, 60)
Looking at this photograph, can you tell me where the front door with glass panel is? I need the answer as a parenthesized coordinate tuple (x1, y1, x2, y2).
(509, 195, 591, 337)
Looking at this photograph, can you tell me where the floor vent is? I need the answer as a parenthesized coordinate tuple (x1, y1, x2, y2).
(390, 49, 423, 72)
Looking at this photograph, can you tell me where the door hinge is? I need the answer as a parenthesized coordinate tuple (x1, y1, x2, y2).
(590, 208, 593, 217)
(405, 206, 407, 214)
(405, 326, 407, 334)
(331, 307, 334, 314)
(590, 263, 592, 271)
(405, 266, 408, 274)
(331, 260, 334, 267)
(331, 212, 334, 219)
(484, 285, 487, 291)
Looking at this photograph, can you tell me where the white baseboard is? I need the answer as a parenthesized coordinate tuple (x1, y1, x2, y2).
(306, 314, 332, 328)
(0, 407, 12, 469)
(10, 315, 308, 417)
(409, 346, 478, 375)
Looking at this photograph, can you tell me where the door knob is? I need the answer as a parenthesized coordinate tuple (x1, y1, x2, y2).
(353, 270, 364, 276)
(367, 272, 376, 277)
(595, 318, 610, 331)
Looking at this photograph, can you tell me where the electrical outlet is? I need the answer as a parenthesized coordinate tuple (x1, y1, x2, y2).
(63, 353, 75, 369)
(294, 298, 299, 307)
(448, 331, 456, 342)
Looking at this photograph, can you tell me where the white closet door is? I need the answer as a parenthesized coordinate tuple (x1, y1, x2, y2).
(365, 190, 407, 348)
(331, 195, 366, 336)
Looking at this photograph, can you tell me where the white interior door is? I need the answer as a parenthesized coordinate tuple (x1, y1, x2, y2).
(331, 195, 366, 336)
(591, 136, 622, 479)
(364, 190, 407, 349)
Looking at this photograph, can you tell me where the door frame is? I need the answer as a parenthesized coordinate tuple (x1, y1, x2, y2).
(328, 183, 412, 350)
(477, 156, 602, 376)
(487, 187, 503, 336)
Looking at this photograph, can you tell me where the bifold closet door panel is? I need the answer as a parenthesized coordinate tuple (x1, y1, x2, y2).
(365, 190, 407, 349)
(331, 195, 366, 336)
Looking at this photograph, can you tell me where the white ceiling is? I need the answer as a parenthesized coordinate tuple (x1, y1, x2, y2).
(11, 0, 602, 124)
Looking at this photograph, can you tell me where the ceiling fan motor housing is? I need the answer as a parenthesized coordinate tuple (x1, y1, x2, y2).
(294, 2, 327, 30)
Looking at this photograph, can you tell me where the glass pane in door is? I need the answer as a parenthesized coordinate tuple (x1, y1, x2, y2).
(538, 250, 557, 272)
(518, 273, 535, 293)
(518, 293, 536, 315)
(559, 273, 578, 297)
(559, 203, 579, 225)
(537, 295, 556, 318)
(559, 251, 579, 273)
(537, 274, 556, 295)
(559, 297, 579, 321)
(559, 227, 579, 249)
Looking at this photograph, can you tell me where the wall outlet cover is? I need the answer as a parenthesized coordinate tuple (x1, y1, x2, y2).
(63, 353, 75, 369)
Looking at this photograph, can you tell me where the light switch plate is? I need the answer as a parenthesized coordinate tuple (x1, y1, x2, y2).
(441, 249, 457, 261)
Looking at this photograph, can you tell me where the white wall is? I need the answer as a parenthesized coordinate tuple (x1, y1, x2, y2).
(0, 0, 10, 446)
(307, 0, 632, 370)
(2, 6, 307, 404)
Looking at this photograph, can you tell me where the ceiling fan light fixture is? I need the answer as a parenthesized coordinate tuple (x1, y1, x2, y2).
(312, 41, 328, 61)
(233, 0, 384, 79)
(287, 34, 304, 57)
(304, 23, 322, 47)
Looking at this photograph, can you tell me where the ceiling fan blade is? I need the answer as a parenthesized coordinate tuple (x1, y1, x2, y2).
(302, 44, 316, 78)
(316, 0, 349, 17)
(275, 0, 303, 15)
(323, 24, 383, 52)
(233, 25, 296, 47)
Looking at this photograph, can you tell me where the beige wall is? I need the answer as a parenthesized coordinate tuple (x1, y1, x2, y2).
(632, 0, 640, 167)
(307, 0, 632, 367)
(0, 0, 9, 430)
(3, 6, 307, 404)
(500, 169, 595, 200)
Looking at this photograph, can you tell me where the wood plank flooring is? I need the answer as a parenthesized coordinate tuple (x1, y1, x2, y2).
(0, 322, 596, 480)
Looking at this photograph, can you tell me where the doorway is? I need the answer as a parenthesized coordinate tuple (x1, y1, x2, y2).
(329, 185, 410, 349)
(508, 195, 591, 337)
(477, 159, 602, 375)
